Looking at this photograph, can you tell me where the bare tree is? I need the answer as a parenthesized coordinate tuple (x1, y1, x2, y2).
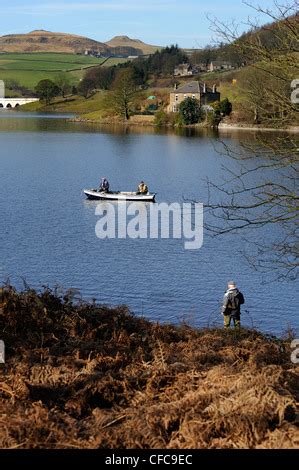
(111, 68, 137, 120)
(205, 1, 299, 280)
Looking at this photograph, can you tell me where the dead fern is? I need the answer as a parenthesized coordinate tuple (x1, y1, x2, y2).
(153, 340, 167, 371)
(0, 284, 298, 449)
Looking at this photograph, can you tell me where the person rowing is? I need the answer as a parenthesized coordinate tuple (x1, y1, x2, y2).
(137, 181, 148, 195)
(99, 177, 110, 193)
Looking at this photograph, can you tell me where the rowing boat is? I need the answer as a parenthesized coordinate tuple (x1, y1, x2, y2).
(83, 189, 156, 202)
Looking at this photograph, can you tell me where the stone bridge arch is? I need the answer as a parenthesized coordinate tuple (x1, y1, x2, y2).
(0, 97, 39, 108)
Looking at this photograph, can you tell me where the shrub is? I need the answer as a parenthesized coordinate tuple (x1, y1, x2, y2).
(154, 110, 169, 126)
(179, 97, 203, 124)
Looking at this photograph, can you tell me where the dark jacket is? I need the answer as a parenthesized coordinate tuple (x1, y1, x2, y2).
(100, 179, 109, 192)
(221, 288, 244, 316)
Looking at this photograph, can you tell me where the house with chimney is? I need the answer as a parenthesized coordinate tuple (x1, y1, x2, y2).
(174, 63, 194, 77)
(208, 60, 236, 72)
(167, 81, 220, 113)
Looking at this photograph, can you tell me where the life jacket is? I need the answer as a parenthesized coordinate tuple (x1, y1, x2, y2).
(139, 183, 147, 193)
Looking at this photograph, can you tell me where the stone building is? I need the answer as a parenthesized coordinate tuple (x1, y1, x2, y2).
(174, 63, 194, 77)
(168, 81, 220, 113)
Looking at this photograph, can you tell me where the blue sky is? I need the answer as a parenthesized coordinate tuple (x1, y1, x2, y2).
(0, 0, 278, 47)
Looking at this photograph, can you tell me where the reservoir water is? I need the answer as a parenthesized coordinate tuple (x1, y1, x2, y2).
(0, 111, 298, 336)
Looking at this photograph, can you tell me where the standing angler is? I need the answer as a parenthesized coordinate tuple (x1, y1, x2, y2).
(221, 281, 245, 329)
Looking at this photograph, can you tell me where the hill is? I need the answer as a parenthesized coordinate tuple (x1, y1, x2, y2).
(0, 30, 161, 56)
(190, 13, 299, 66)
(105, 35, 161, 55)
(0, 30, 110, 54)
(0, 285, 298, 449)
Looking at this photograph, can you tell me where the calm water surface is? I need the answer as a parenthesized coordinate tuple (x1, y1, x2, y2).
(0, 111, 298, 336)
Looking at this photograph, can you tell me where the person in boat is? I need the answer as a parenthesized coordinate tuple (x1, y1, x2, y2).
(99, 177, 110, 193)
(137, 181, 148, 194)
(221, 281, 245, 329)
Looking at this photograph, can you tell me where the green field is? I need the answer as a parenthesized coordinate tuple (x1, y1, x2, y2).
(102, 57, 131, 67)
(0, 53, 127, 90)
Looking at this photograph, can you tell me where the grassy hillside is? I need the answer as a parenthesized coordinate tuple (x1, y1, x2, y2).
(102, 57, 133, 67)
(0, 30, 109, 54)
(21, 92, 109, 115)
(0, 285, 298, 449)
(0, 30, 161, 56)
(106, 35, 161, 55)
(0, 52, 106, 68)
(0, 53, 126, 90)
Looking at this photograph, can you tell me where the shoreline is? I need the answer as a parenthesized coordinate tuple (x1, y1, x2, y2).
(218, 123, 299, 133)
(0, 286, 298, 449)
(16, 102, 299, 133)
(70, 116, 299, 133)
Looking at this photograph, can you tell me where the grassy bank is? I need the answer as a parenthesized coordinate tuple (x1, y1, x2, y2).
(0, 286, 298, 449)
(16, 70, 299, 130)
(20, 92, 109, 115)
(20, 90, 158, 123)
